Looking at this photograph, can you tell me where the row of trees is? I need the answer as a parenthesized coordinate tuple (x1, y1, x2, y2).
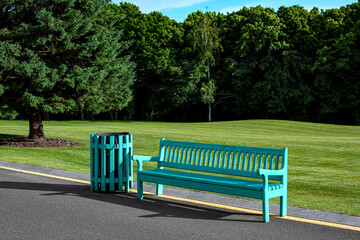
(1, 1, 359, 138)
(111, 1, 360, 125)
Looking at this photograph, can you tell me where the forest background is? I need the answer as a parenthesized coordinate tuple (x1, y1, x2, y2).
(1, 0, 360, 128)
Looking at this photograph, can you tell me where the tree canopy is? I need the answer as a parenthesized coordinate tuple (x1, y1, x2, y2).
(1, 1, 359, 126)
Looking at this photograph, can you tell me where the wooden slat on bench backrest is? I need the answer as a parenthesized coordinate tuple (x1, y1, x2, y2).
(157, 140, 286, 180)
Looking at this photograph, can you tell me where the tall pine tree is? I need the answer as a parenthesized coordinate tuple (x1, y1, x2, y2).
(0, 0, 135, 138)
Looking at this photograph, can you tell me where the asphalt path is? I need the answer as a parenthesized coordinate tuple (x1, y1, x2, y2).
(1, 167, 359, 240)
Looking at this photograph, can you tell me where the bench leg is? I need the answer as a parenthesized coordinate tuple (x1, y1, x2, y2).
(137, 180, 143, 199)
(280, 195, 287, 217)
(262, 198, 270, 223)
(156, 184, 163, 195)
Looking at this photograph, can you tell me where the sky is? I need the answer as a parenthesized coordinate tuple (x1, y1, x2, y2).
(112, 0, 358, 22)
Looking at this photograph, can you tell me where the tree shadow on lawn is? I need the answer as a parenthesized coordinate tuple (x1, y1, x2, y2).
(0, 180, 261, 223)
(0, 134, 25, 140)
(0, 133, 78, 147)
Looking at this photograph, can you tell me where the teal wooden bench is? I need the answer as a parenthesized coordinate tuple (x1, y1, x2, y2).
(132, 138, 288, 222)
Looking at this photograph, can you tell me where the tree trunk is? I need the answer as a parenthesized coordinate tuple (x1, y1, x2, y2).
(80, 109, 85, 120)
(28, 107, 45, 139)
(109, 111, 114, 120)
(209, 103, 212, 122)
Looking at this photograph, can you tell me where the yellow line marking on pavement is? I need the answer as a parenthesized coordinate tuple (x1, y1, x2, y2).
(2, 165, 359, 232)
(282, 215, 360, 231)
(0, 166, 90, 184)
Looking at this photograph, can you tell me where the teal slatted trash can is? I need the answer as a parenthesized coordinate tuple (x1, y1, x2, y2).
(90, 132, 133, 192)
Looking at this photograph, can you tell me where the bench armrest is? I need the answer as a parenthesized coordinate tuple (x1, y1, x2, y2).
(258, 169, 285, 177)
(258, 168, 287, 190)
(132, 155, 159, 171)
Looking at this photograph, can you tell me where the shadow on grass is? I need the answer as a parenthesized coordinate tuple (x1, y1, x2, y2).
(0, 180, 261, 223)
(0, 134, 25, 140)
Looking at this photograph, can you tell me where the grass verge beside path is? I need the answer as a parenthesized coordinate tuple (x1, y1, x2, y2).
(0, 120, 359, 216)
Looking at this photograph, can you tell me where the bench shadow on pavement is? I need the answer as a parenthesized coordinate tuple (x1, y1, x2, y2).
(0, 181, 261, 223)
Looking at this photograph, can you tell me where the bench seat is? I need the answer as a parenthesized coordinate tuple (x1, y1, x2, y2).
(140, 169, 284, 191)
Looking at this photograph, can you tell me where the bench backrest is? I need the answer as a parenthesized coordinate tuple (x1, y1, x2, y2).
(157, 139, 287, 181)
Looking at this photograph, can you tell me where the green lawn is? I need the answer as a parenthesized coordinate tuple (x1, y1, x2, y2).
(0, 120, 359, 216)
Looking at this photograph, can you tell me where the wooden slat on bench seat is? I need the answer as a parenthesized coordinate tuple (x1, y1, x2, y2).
(140, 169, 283, 191)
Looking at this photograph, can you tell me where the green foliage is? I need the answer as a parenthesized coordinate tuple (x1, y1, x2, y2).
(200, 79, 216, 104)
(221, 6, 290, 117)
(214, 3, 360, 124)
(188, 12, 223, 66)
(0, 105, 18, 120)
(0, 0, 135, 118)
(109, 3, 204, 120)
(311, 3, 360, 123)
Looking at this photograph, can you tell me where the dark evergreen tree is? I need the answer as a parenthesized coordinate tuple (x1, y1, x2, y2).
(0, 0, 135, 138)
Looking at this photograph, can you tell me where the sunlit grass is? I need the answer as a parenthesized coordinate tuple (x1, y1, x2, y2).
(0, 119, 359, 216)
